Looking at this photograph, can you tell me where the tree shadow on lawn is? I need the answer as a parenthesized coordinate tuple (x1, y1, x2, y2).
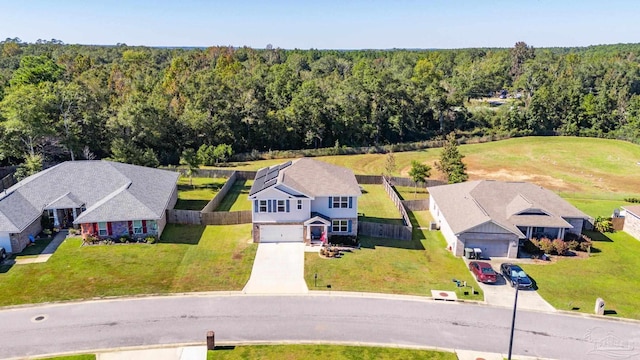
(159, 224, 205, 245)
(175, 199, 209, 211)
(358, 216, 405, 226)
(584, 230, 613, 243)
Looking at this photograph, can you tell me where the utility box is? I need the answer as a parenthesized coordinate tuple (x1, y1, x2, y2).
(464, 248, 473, 259)
(595, 298, 605, 315)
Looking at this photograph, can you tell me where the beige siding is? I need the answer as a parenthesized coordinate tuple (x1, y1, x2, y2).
(158, 210, 168, 237)
(467, 222, 513, 234)
(623, 212, 640, 241)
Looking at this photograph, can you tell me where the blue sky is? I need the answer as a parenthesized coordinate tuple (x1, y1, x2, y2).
(0, 0, 636, 49)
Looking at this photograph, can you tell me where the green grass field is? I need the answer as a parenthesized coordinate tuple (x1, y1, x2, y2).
(175, 177, 228, 210)
(358, 185, 403, 225)
(0, 224, 256, 306)
(208, 345, 455, 360)
(305, 210, 482, 300)
(216, 179, 254, 211)
(224, 137, 640, 196)
(39, 355, 95, 360)
(394, 185, 429, 200)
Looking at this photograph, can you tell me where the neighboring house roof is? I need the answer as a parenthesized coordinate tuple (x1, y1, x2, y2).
(428, 180, 588, 237)
(249, 158, 361, 198)
(623, 205, 640, 218)
(0, 160, 179, 232)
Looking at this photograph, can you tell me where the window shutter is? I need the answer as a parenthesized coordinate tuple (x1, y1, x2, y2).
(348, 220, 352, 233)
(268, 200, 272, 213)
(328, 197, 332, 208)
(107, 222, 112, 236)
(128, 221, 133, 234)
(93, 223, 98, 235)
(348, 197, 353, 208)
(254, 200, 259, 213)
(329, 223, 332, 232)
(286, 200, 290, 212)
(142, 220, 147, 233)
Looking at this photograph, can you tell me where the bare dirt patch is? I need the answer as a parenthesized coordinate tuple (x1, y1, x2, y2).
(466, 168, 572, 191)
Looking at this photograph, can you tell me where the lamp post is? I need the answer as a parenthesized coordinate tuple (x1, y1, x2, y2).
(507, 275, 520, 360)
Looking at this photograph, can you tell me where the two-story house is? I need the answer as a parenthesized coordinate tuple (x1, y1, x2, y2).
(248, 158, 361, 243)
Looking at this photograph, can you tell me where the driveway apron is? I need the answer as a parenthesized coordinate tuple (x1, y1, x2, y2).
(243, 242, 308, 294)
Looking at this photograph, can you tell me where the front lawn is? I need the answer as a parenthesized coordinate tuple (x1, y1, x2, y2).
(519, 197, 640, 320)
(208, 345, 456, 360)
(358, 185, 403, 225)
(216, 179, 254, 211)
(521, 230, 640, 319)
(0, 224, 256, 306)
(305, 210, 482, 300)
(175, 177, 228, 210)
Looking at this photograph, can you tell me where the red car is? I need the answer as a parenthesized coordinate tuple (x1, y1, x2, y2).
(469, 261, 498, 283)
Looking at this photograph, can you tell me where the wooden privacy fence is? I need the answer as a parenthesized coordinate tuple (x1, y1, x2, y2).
(382, 176, 412, 227)
(201, 171, 238, 212)
(202, 211, 252, 225)
(389, 176, 445, 188)
(358, 221, 412, 241)
(164, 167, 257, 180)
(167, 209, 252, 225)
(167, 209, 202, 225)
(354, 174, 382, 184)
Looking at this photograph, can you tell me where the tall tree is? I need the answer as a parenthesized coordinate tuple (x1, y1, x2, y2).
(509, 41, 535, 80)
(435, 133, 468, 184)
(180, 148, 200, 186)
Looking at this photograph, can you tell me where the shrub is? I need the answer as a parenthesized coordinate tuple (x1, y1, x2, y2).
(594, 216, 614, 233)
(538, 237, 554, 254)
(118, 235, 131, 243)
(567, 240, 580, 251)
(624, 197, 640, 203)
(84, 235, 99, 245)
(564, 232, 580, 242)
(552, 238, 569, 255)
(579, 239, 593, 252)
(145, 235, 157, 244)
(522, 239, 542, 254)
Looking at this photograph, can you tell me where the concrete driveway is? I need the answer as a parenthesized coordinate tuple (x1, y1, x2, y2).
(465, 259, 555, 312)
(242, 242, 308, 294)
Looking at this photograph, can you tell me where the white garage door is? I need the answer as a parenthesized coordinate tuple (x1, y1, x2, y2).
(466, 240, 509, 258)
(260, 225, 303, 243)
(0, 232, 11, 253)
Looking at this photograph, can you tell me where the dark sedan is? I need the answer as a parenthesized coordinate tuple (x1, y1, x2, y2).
(500, 263, 533, 289)
(469, 261, 498, 283)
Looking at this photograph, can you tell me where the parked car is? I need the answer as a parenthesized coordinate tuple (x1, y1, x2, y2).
(500, 263, 533, 289)
(0, 247, 6, 261)
(469, 261, 498, 283)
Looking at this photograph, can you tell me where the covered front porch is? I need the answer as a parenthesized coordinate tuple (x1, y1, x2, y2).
(303, 213, 331, 244)
(518, 226, 567, 240)
(43, 192, 85, 229)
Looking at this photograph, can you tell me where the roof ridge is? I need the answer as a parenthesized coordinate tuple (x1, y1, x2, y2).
(75, 181, 132, 220)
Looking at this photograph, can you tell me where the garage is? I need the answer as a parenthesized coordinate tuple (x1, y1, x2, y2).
(465, 240, 509, 258)
(259, 225, 303, 243)
(0, 232, 11, 253)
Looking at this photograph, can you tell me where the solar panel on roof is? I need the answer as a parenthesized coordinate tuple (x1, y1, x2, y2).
(266, 171, 278, 182)
(264, 179, 276, 187)
(255, 167, 268, 179)
(279, 161, 292, 170)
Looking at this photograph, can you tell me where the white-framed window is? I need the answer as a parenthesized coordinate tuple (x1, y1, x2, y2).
(133, 220, 143, 234)
(98, 222, 108, 236)
(333, 196, 349, 208)
(147, 220, 158, 232)
(297, 200, 302, 210)
(332, 220, 348, 232)
(259, 200, 267, 212)
(277, 200, 285, 212)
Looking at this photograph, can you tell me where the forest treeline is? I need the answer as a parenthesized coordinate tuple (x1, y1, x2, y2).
(1, 38, 640, 167)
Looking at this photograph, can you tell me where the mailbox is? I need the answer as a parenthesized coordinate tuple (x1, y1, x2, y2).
(595, 297, 605, 315)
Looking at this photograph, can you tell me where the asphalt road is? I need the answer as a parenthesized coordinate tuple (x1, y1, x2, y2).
(1, 293, 639, 360)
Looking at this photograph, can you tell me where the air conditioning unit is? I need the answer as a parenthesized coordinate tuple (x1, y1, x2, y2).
(430, 221, 439, 230)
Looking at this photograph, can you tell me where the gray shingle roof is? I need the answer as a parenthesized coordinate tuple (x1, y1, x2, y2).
(249, 158, 361, 198)
(0, 160, 179, 232)
(428, 180, 588, 236)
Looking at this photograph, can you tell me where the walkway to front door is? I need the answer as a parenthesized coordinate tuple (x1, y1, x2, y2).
(242, 242, 308, 294)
